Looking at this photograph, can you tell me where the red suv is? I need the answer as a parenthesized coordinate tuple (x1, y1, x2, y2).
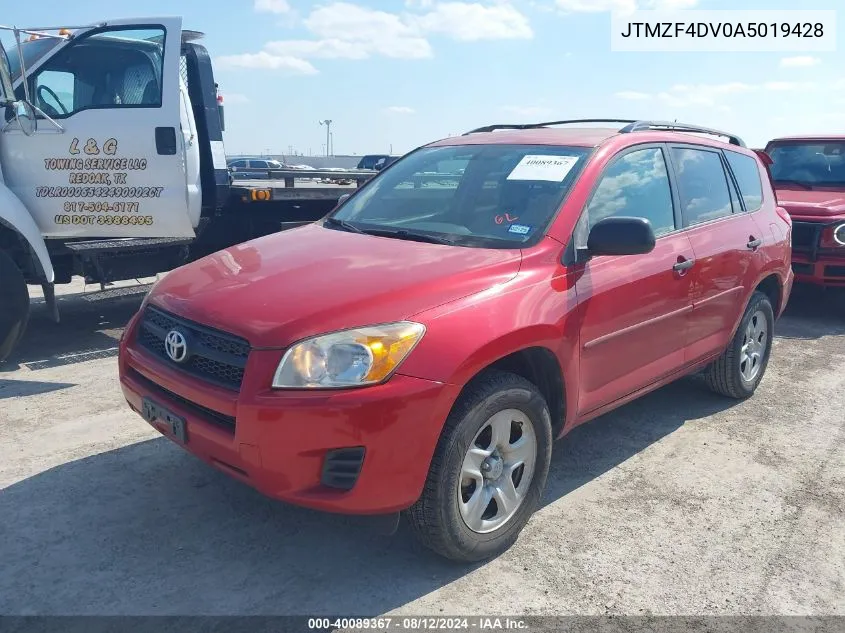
(764, 135, 845, 294)
(118, 119, 793, 562)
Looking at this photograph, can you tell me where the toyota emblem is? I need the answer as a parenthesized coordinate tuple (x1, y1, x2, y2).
(164, 329, 189, 363)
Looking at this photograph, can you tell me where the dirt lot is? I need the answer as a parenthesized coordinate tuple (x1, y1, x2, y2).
(1, 279, 844, 616)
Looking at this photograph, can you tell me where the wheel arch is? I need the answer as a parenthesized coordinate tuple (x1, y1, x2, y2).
(0, 185, 53, 283)
(449, 342, 568, 440)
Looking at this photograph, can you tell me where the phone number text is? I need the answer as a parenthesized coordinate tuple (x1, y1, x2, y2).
(64, 201, 141, 213)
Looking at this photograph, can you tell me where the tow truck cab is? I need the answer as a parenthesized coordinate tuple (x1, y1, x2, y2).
(765, 136, 845, 287)
(0, 17, 232, 362)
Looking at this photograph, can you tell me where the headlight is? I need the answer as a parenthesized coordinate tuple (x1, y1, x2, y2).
(272, 321, 426, 389)
(835, 223, 845, 246)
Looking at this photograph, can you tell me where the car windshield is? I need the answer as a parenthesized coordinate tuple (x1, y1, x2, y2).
(330, 144, 590, 248)
(768, 141, 845, 188)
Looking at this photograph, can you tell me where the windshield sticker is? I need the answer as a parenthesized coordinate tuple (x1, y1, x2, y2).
(508, 223, 531, 235)
(507, 155, 579, 182)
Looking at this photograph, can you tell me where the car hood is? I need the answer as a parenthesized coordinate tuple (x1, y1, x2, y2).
(147, 223, 522, 348)
(775, 188, 845, 218)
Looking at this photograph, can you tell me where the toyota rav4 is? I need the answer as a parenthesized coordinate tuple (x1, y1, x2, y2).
(119, 119, 793, 562)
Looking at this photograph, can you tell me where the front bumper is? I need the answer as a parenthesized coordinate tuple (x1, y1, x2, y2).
(791, 254, 845, 287)
(119, 320, 460, 515)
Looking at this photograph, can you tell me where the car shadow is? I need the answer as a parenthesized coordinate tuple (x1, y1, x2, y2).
(775, 283, 845, 340)
(0, 377, 737, 616)
(1, 284, 151, 373)
(0, 379, 76, 400)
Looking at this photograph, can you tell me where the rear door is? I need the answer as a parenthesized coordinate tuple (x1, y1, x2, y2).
(1, 17, 194, 238)
(574, 144, 697, 415)
(666, 144, 764, 362)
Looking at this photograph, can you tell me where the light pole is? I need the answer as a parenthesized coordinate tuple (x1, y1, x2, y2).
(319, 119, 333, 157)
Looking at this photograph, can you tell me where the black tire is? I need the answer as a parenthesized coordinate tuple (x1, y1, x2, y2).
(0, 249, 30, 363)
(704, 291, 774, 399)
(405, 370, 553, 562)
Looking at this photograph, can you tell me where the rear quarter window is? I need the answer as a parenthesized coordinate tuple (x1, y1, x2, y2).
(725, 151, 764, 212)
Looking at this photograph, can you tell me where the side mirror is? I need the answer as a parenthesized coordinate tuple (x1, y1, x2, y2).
(587, 216, 656, 257)
(337, 193, 351, 206)
(14, 101, 36, 136)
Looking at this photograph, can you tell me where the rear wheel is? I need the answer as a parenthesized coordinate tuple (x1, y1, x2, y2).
(704, 291, 774, 399)
(405, 370, 552, 562)
(0, 249, 30, 363)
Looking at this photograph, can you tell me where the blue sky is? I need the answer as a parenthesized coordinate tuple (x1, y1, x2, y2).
(3, 0, 843, 157)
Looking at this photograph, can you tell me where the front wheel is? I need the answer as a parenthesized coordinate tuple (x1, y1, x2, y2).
(704, 290, 774, 399)
(0, 249, 30, 363)
(405, 370, 553, 562)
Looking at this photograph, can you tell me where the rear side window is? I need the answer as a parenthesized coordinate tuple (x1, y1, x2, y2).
(586, 147, 676, 237)
(725, 151, 763, 211)
(670, 147, 733, 226)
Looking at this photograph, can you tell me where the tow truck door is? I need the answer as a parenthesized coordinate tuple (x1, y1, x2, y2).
(1, 17, 195, 238)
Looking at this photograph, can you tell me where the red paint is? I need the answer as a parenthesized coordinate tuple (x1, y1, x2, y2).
(765, 135, 845, 287)
(120, 127, 793, 515)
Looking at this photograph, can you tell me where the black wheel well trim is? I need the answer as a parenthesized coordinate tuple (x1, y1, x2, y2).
(755, 273, 782, 316)
(0, 219, 47, 282)
(457, 345, 566, 439)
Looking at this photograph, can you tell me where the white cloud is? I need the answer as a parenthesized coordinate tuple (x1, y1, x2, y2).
(385, 106, 416, 114)
(305, 3, 433, 58)
(254, 0, 291, 14)
(554, 0, 696, 13)
(215, 51, 318, 74)
(780, 56, 821, 68)
(220, 1, 534, 73)
(265, 39, 372, 60)
(410, 2, 533, 41)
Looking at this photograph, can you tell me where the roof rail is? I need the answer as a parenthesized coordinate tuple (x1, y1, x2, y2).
(463, 119, 637, 135)
(462, 118, 746, 147)
(620, 120, 746, 147)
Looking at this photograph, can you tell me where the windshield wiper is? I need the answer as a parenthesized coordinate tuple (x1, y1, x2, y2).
(323, 216, 365, 234)
(360, 227, 456, 245)
(773, 179, 813, 190)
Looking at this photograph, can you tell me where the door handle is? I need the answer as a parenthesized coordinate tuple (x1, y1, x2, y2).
(747, 237, 762, 250)
(673, 258, 695, 272)
(155, 126, 177, 155)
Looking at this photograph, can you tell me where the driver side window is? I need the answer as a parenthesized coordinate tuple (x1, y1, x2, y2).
(28, 27, 165, 119)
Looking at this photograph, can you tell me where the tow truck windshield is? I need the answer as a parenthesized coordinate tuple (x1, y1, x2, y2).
(4, 36, 63, 83)
(768, 141, 845, 188)
(329, 144, 590, 248)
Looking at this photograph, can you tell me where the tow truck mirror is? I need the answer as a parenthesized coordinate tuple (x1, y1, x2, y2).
(14, 101, 36, 136)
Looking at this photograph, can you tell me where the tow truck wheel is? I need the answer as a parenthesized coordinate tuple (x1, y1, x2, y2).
(0, 249, 30, 363)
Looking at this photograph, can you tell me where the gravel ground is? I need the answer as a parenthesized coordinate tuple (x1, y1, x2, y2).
(1, 279, 843, 617)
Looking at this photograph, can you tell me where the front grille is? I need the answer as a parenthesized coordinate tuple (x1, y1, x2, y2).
(136, 305, 250, 391)
(825, 265, 845, 278)
(791, 221, 821, 252)
(129, 368, 236, 434)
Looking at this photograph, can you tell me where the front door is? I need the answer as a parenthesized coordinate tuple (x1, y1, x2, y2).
(0, 18, 194, 238)
(573, 144, 696, 415)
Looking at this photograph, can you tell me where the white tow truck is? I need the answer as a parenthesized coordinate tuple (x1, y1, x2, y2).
(0, 17, 376, 363)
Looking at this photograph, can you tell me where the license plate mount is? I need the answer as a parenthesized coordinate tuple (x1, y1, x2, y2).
(141, 397, 188, 444)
